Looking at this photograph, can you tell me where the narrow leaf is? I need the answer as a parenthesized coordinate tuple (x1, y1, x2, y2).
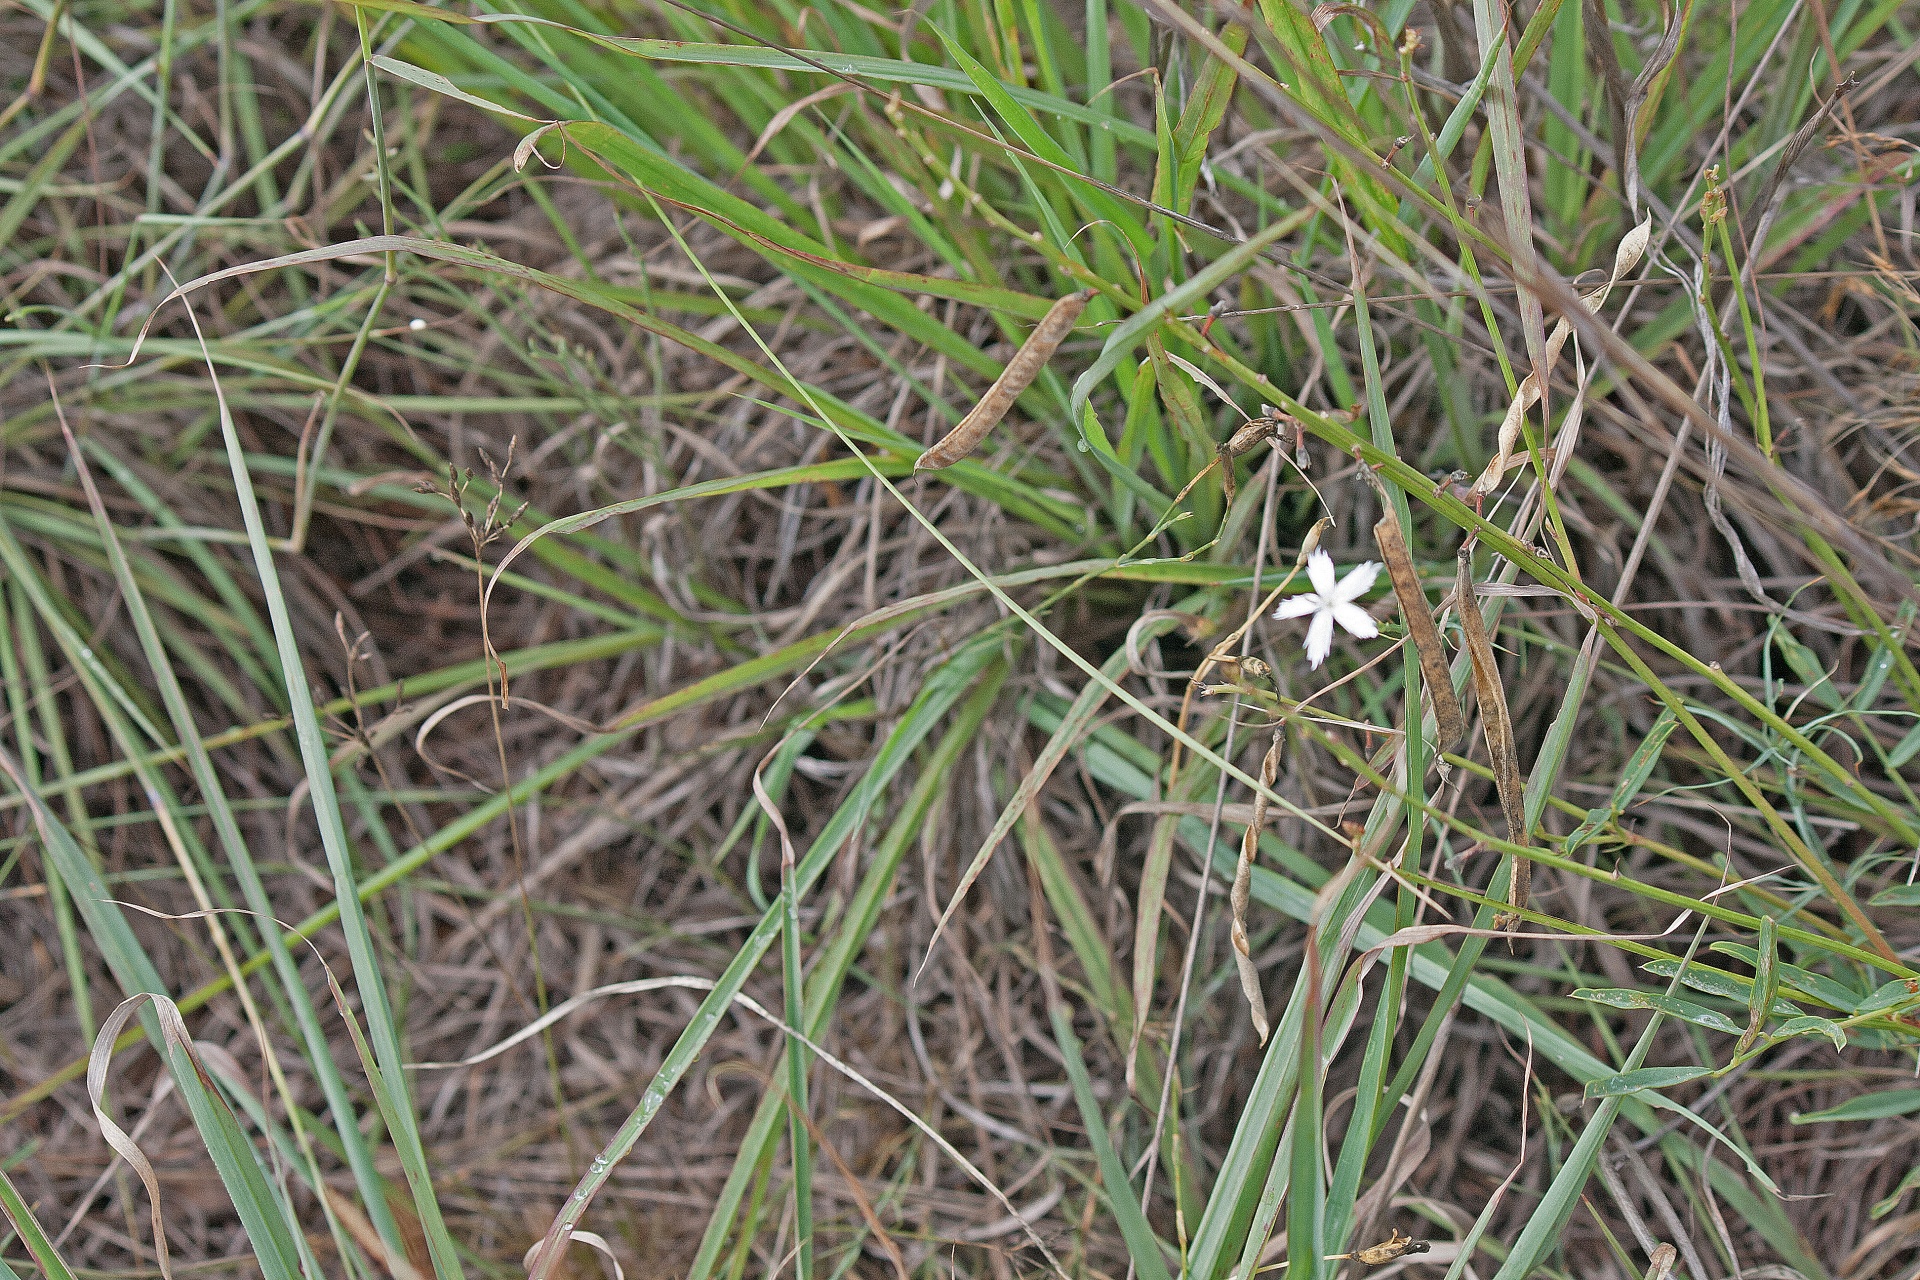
(371, 55, 542, 121)
(1585, 1066, 1715, 1099)
(1572, 988, 1742, 1035)
(1790, 1089, 1920, 1124)
(0, 1170, 80, 1280)
(1051, 1004, 1174, 1280)
(1610, 708, 1678, 810)
(1738, 916, 1778, 1052)
(1870, 1163, 1920, 1218)
(1641, 958, 1805, 1015)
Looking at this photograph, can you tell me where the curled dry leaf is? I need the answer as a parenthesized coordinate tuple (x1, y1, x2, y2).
(524, 1231, 625, 1280)
(916, 289, 1092, 470)
(87, 993, 238, 1280)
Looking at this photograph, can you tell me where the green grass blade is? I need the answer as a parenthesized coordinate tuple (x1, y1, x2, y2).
(1050, 1001, 1175, 1280)
(0, 1170, 80, 1280)
(525, 634, 1002, 1277)
(183, 302, 467, 1280)
(0, 757, 306, 1280)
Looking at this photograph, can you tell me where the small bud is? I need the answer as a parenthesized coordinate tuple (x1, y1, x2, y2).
(1701, 165, 1727, 227)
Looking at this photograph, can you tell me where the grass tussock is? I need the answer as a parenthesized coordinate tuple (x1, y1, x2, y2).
(2, 1, 1919, 1279)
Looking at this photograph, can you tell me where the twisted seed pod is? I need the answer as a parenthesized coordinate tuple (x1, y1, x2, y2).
(1231, 732, 1283, 1044)
(1372, 512, 1465, 750)
(915, 289, 1093, 470)
(1456, 549, 1531, 930)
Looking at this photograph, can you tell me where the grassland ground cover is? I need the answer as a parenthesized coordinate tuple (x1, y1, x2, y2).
(2, 0, 1919, 1277)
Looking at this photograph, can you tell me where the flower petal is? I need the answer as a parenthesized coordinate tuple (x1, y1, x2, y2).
(1331, 602, 1379, 640)
(1304, 609, 1335, 668)
(1332, 559, 1383, 604)
(1274, 594, 1320, 619)
(1307, 547, 1338, 598)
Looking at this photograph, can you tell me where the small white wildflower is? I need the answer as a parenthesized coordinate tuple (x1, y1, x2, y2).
(1273, 548, 1383, 668)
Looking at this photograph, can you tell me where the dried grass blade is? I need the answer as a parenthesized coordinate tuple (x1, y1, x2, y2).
(86, 995, 223, 1280)
(321, 1186, 428, 1280)
(917, 289, 1092, 470)
(1232, 734, 1283, 1042)
(1372, 513, 1464, 750)
(1470, 215, 1650, 498)
(922, 641, 1126, 972)
(1128, 803, 1186, 1084)
(1473, 0, 1549, 401)
(1455, 551, 1529, 927)
(520, 1233, 624, 1280)
(791, 1106, 911, 1280)
(1618, 4, 1686, 214)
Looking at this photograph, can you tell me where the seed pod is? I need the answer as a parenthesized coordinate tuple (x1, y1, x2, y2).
(916, 289, 1093, 470)
(1328, 1229, 1431, 1265)
(1372, 512, 1465, 751)
(1223, 414, 1280, 460)
(1456, 549, 1531, 930)
(1231, 732, 1284, 1043)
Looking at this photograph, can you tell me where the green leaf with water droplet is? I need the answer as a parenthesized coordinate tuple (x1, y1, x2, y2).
(1771, 1016, 1846, 1051)
(1573, 988, 1742, 1034)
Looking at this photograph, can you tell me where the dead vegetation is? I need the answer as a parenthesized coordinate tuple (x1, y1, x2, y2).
(2, 2, 1919, 1279)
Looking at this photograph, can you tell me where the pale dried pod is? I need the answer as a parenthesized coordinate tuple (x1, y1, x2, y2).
(916, 289, 1093, 470)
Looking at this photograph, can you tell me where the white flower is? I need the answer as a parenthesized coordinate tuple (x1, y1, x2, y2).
(1274, 548, 1382, 668)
